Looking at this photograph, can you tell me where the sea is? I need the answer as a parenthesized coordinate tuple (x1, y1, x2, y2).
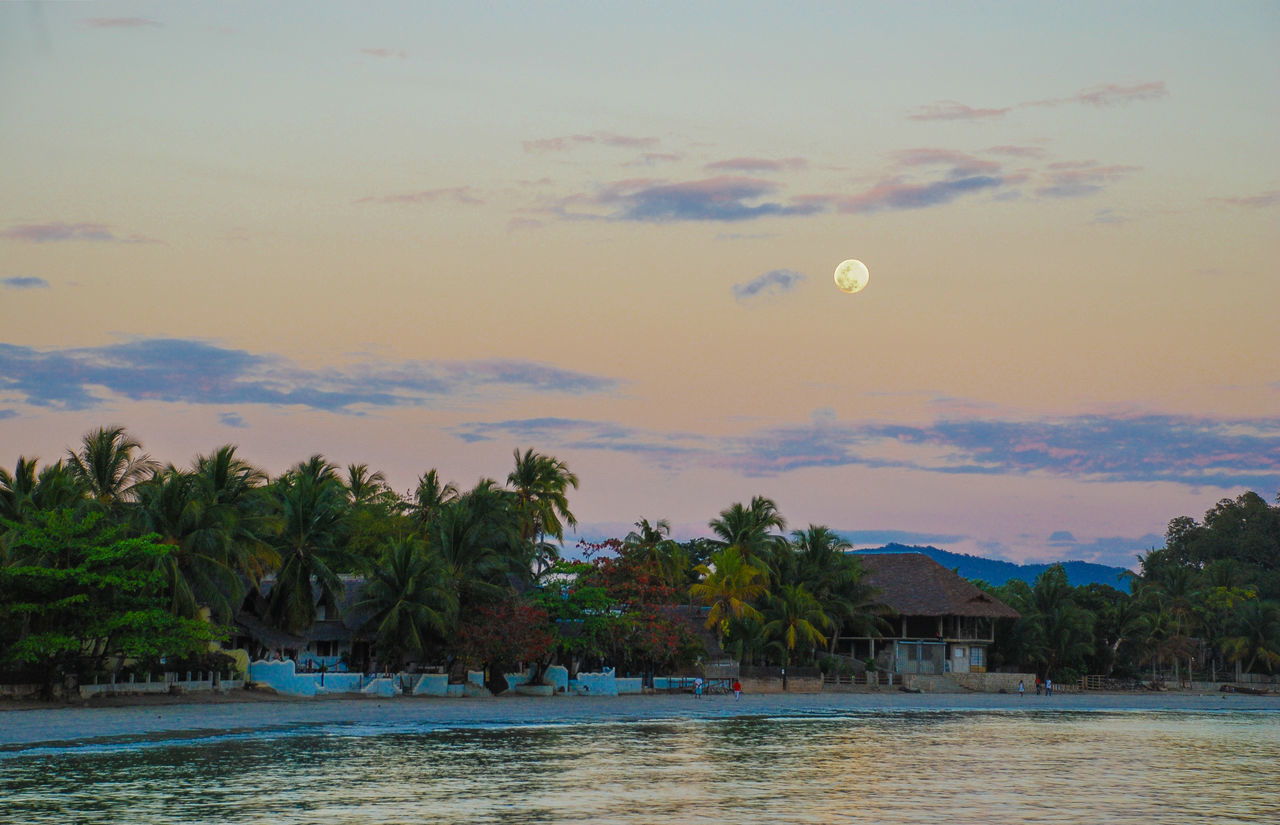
(2, 706, 1277, 824)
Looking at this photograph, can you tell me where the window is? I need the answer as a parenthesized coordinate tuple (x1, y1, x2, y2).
(970, 646, 986, 669)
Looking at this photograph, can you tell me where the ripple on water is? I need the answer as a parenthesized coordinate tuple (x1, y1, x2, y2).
(1, 710, 1277, 824)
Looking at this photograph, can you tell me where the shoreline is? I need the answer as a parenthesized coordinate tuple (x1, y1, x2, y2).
(2, 689, 1276, 751)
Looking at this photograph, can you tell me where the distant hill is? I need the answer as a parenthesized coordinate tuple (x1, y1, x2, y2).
(851, 543, 1131, 592)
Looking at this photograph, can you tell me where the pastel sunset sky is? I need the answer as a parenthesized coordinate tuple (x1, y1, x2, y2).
(2, 2, 1277, 568)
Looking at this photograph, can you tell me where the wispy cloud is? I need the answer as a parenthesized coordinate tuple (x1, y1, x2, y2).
(0, 338, 619, 414)
(522, 132, 659, 153)
(1211, 190, 1280, 208)
(555, 176, 823, 222)
(360, 47, 407, 59)
(1025, 81, 1168, 108)
(355, 187, 482, 205)
(1035, 161, 1138, 198)
(907, 102, 1011, 121)
(833, 175, 1006, 213)
(453, 412, 1280, 490)
(0, 222, 157, 244)
(705, 157, 808, 174)
(909, 81, 1167, 122)
(219, 412, 248, 428)
(1, 276, 50, 290)
(82, 18, 162, 29)
(733, 269, 806, 302)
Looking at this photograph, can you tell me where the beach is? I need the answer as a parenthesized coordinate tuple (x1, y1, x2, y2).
(3, 689, 1275, 750)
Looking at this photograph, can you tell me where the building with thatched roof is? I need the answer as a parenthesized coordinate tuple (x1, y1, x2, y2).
(232, 576, 373, 671)
(842, 552, 1020, 676)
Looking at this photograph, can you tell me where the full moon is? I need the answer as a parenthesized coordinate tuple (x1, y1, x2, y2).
(834, 259, 869, 294)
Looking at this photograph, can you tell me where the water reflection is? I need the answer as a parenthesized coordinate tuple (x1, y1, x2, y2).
(2, 711, 1277, 824)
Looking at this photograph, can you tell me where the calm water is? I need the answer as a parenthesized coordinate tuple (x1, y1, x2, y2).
(2, 709, 1277, 824)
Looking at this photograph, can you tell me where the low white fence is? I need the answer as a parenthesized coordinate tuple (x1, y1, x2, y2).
(79, 671, 244, 699)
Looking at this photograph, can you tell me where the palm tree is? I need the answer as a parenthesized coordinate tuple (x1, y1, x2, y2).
(429, 483, 525, 612)
(410, 468, 459, 527)
(507, 448, 579, 544)
(690, 545, 767, 646)
(788, 525, 884, 652)
(763, 583, 832, 667)
(265, 456, 359, 633)
(1223, 599, 1280, 676)
(709, 496, 787, 576)
(193, 445, 277, 582)
(356, 537, 456, 670)
(623, 518, 688, 589)
(65, 425, 159, 508)
(344, 463, 390, 507)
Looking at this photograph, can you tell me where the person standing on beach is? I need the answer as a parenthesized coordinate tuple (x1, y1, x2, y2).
(733, 680, 741, 700)
(1046, 677, 1053, 696)
(694, 677, 703, 699)
(1018, 679, 1024, 698)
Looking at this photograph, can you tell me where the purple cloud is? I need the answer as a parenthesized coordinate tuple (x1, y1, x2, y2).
(361, 47, 407, 59)
(907, 101, 1011, 121)
(0, 222, 156, 244)
(0, 338, 620, 414)
(834, 175, 1005, 213)
(733, 269, 806, 302)
(1026, 81, 1168, 108)
(704, 157, 808, 174)
(1211, 190, 1280, 208)
(2, 277, 50, 290)
(453, 412, 1280, 491)
(1035, 162, 1138, 198)
(355, 187, 482, 205)
(523, 132, 659, 154)
(564, 176, 823, 222)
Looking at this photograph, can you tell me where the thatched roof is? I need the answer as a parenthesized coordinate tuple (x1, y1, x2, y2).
(858, 553, 1020, 619)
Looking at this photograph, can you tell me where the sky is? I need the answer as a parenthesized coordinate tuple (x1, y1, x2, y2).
(2, 2, 1277, 569)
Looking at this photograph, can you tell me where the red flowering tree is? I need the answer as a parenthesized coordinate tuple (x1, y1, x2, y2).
(578, 539, 703, 677)
(456, 598, 554, 694)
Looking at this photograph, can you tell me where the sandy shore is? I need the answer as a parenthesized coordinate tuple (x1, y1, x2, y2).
(2, 689, 1275, 750)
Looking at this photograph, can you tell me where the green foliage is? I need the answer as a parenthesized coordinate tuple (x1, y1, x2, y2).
(0, 510, 226, 684)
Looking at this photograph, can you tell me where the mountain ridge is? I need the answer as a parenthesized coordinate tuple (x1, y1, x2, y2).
(851, 543, 1132, 591)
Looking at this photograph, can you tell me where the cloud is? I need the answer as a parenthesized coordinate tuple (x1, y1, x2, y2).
(0, 410, 16, 421)
(1211, 190, 1280, 208)
(1026, 81, 1169, 108)
(1047, 530, 1078, 546)
(452, 412, 1280, 490)
(907, 102, 1011, 121)
(890, 148, 1002, 176)
(733, 269, 806, 302)
(984, 145, 1049, 159)
(558, 176, 824, 222)
(522, 132, 659, 154)
(1035, 162, 1138, 198)
(0, 338, 619, 414)
(625, 152, 683, 167)
(361, 47, 407, 59)
(908, 81, 1167, 123)
(219, 412, 248, 428)
(0, 222, 157, 244)
(704, 157, 808, 174)
(82, 18, 161, 28)
(834, 175, 1005, 213)
(355, 187, 482, 205)
(1, 277, 50, 290)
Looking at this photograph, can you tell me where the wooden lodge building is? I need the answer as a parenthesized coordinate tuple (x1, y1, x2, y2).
(840, 552, 1020, 676)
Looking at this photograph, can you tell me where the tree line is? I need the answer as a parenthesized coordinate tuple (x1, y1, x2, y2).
(2, 425, 1278, 693)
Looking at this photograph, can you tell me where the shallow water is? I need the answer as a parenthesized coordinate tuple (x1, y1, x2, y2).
(2, 709, 1277, 824)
